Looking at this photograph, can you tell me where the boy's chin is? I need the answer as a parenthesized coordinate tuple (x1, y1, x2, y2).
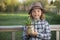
(34, 17, 40, 20)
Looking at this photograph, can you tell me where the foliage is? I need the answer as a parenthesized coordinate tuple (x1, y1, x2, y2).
(25, 17, 32, 26)
(0, 0, 50, 12)
(45, 12, 60, 24)
(0, 0, 20, 12)
(54, 1, 60, 9)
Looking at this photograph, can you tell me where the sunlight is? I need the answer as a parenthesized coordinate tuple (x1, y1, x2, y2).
(18, 0, 26, 3)
(48, 0, 56, 4)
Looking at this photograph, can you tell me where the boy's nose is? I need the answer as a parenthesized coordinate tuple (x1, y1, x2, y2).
(35, 11, 38, 14)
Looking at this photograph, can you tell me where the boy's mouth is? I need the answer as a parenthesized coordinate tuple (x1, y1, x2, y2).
(35, 15, 40, 17)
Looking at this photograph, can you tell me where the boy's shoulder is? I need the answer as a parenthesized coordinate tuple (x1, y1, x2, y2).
(41, 19, 48, 22)
(41, 19, 49, 24)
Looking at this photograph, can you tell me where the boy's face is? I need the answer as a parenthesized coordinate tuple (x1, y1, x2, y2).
(31, 8, 42, 20)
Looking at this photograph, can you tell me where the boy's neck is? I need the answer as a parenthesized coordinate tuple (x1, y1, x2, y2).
(33, 18, 40, 21)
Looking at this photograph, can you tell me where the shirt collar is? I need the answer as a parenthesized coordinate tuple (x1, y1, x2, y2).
(32, 19, 41, 22)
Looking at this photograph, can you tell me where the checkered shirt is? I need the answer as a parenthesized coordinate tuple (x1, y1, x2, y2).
(23, 19, 51, 40)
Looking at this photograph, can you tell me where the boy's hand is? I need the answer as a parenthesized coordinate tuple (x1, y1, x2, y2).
(26, 30, 31, 35)
(31, 31, 38, 37)
(26, 31, 38, 37)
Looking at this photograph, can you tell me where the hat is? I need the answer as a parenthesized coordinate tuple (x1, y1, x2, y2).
(29, 2, 45, 14)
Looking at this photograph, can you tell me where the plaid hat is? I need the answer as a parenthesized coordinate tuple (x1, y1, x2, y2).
(29, 2, 45, 14)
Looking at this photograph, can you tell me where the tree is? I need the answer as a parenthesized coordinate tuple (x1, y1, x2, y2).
(54, 1, 60, 14)
(5, 0, 19, 12)
(0, 0, 6, 12)
(0, 0, 20, 12)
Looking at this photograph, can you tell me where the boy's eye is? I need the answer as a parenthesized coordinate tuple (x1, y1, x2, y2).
(32, 10, 35, 12)
(38, 10, 40, 12)
(32, 10, 40, 12)
(32, 11, 35, 13)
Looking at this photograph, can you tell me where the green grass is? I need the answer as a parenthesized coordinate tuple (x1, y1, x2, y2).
(0, 12, 60, 25)
(0, 31, 23, 40)
(0, 13, 29, 25)
(0, 32, 12, 40)
(45, 12, 60, 24)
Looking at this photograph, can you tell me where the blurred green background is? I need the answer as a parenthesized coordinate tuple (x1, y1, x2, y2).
(0, 0, 60, 40)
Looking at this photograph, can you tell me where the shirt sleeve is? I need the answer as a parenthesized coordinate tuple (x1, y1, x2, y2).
(37, 21, 51, 40)
(23, 26, 28, 40)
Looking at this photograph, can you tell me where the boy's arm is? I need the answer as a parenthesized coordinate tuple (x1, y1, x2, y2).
(37, 21, 51, 40)
(23, 26, 28, 40)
